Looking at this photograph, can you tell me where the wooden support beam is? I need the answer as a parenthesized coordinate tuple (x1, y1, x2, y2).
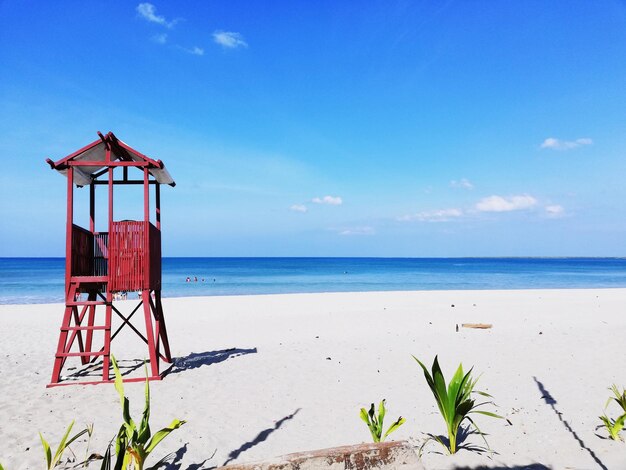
(66, 160, 150, 167)
(92, 180, 159, 185)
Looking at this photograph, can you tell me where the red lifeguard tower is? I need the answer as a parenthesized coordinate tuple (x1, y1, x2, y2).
(46, 131, 175, 386)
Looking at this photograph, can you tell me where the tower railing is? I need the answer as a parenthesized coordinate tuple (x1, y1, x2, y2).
(109, 221, 161, 292)
(71, 222, 160, 292)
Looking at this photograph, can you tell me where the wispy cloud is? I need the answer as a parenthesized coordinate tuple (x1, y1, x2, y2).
(475, 195, 537, 212)
(290, 204, 307, 213)
(136, 3, 178, 28)
(312, 195, 343, 206)
(398, 208, 463, 222)
(338, 226, 375, 236)
(152, 33, 167, 44)
(540, 137, 592, 151)
(450, 178, 474, 190)
(213, 31, 248, 49)
(544, 204, 565, 218)
(183, 46, 204, 56)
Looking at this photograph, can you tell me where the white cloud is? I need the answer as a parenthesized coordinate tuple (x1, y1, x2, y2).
(136, 3, 177, 28)
(398, 208, 463, 222)
(544, 204, 565, 217)
(174, 45, 204, 56)
(290, 204, 307, 213)
(450, 178, 474, 190)
(312, 195, 343, 205)
(152, 33, 167, 44)
(475, 195, 537, 212)
(186, 46, 204, 56)
(339, 226, 375, 236)
(213, 31, 248, 49)
(540, 137, 592, 151)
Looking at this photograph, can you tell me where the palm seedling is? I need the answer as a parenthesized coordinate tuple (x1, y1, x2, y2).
(606, 384, 626, 413)
(413, 355, 503, 454)
(39, 420, 90, 469)
(106, 355, 186, 470)
(359, 399, 406, 442)
(599, 384, 626, 441)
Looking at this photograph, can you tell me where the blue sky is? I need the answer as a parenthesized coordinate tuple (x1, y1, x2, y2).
(1, 1, 626, 257)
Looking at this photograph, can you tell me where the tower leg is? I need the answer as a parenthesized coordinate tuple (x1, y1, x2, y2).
(51, 309, 73, 383)
(102, 289, 112, 382)
(50, 283, 78, 384)
(154, 290, 172, 362)
(142, 290, 160, 377)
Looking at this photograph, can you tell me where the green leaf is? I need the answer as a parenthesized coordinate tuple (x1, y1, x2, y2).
(64, 427, 89, 450)
(100, 441, 112, 470)
(467, 415, 492, 454)
(360, 404, 379, 442)
(472, 410, 504, 419)
(367, 403, 380, 441)
(378, 399, 386, 431)
(138, 364, 152, 444)
(111, 356, 125, 409)
(383, 416, 406, 440)
(113, 425, 127, 470)
(145, 419, 186, 453)
(610, 384, 626, 412)
(359, 408, 370, 424)
(52, 420, 75, 467)
(39, 432, 52, 470)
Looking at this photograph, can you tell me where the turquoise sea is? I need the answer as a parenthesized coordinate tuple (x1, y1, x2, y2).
(1, 257, 626, 305)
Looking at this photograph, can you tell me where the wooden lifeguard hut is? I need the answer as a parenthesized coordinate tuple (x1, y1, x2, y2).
(46, 131, 175, 386)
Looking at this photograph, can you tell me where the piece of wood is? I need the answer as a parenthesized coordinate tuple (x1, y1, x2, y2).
(217, 440, 423, 470)
(461, 323, 493, 329)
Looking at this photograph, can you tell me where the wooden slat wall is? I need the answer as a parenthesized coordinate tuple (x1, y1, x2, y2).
(109, 221, 146, 292)
(107, 221, 162, 292)
(71, 225, 94, 277)
(94, 232, 108, 277)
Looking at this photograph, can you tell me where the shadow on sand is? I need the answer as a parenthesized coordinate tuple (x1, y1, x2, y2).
(63, 357, 146, 381)
(160, 442, 216, 470)
(168, 347, 257, 375)
(422, 426, 492, 457)
(220, 408, 302, 467)
(533, 376, 607, 470)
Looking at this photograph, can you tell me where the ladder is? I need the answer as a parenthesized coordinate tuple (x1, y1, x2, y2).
(49, 276, 173, 386)
(50, 276, 112, 384)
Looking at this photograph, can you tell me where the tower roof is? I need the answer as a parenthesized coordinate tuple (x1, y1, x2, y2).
(46, 131, 175, 187)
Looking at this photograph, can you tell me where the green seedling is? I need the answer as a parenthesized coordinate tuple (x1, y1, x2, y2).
(599, 413, 626, 441)
(414, 355, 503, 454)
(359, 399, 405, 442)
(606, 384, 626, 413)
(108, 355, 186, 470)
(39, 420, 89, 469)
(600, 384, 626, 441)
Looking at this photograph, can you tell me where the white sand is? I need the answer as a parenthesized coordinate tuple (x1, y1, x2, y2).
(1, 289, 625, 469)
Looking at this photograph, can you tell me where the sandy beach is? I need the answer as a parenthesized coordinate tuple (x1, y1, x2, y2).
(1, 289, 625, 469)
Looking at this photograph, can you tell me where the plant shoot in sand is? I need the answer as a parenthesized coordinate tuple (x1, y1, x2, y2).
(414, 355, 503, 454)
(104, 355, 186, 470)
(599, 384, 626, 441)
(359, 399, 406, 442)
(39, 420, 90, 469)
